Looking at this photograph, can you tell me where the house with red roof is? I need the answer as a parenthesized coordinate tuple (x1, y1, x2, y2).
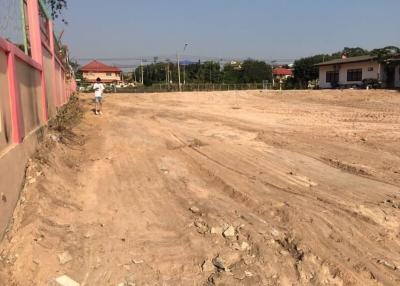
(272, 67, 293, 81)
(80, 60, 122, 84)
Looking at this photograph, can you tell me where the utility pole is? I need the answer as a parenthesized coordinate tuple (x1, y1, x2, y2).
(140, 59, 144, 84)
(271, 60, 277, 88)
(177, 43, 189, 92)
(183, 64, 186, 85)
(177, 53, 181, 91)
(166, 63, 169, 84)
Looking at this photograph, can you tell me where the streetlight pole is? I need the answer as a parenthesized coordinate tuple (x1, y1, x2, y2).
(177, 43, 189, 92)
(271, 60, 277, 89)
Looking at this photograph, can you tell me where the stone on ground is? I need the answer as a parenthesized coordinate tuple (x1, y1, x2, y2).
(50, 275, 80, 286)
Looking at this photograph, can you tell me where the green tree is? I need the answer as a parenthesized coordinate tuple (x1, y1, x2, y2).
(222, 64, 241, 83)
(241, 60, 272, 83)
(331, 47, 369, 58)
(370, 46, 400, 59)
(293, 54, 329, 88)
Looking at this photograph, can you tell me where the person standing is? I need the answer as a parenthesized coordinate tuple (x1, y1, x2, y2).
(93, 77, 105, 115)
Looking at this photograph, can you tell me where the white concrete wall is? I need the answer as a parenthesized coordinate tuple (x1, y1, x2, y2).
(83, 71, 121, 83)
(319, 61, 382, 88)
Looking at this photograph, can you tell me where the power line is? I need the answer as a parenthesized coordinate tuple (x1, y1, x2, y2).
(75, 56, 297, 64)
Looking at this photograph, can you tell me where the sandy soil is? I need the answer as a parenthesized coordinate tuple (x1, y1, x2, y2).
(1, 90, 400, 286)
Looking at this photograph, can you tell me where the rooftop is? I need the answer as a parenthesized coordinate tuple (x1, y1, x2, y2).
(273, 68, 293, 76)
(80, 60, 122, 72)
(316, 55, 377, 66)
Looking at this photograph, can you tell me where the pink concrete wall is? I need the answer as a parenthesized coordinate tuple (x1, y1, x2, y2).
(0, 50, 12, 151)
(42, 49, 56, 117)
(54, 62, 62, 106)
(15, 57, 43, 137)
(0, 0, 75, 238)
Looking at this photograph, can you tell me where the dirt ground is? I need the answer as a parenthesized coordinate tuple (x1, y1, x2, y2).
(1, 89, 400, 286)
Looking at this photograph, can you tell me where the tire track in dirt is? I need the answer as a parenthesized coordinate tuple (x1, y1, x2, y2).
(1, 91, 400, 285)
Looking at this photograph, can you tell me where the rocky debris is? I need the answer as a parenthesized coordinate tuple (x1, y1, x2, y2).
(240, 242, 250, 251)
(118, 274, 136, 286)
(58, 251, 73, 265)
(212, 255, 226, 272)
(50, 275, 80, 286)
(245, 271, 253, 277)
(118, 282, 135, 286)
(83, 230, 94, 238)
(189, 206, 200, 214)
(232, 242, 241, 250)
(377, 259, 398, 271)
(270, 228, 282, 238)
(223, 226, 235, 238)
(194, 219, 208, 234)
(381, 199, 400, 209)
(49, 134, 60, 142)
(201, 259, 215, 272)
(243, 255, 256, 266)
(131, 259, 144, 264)
(210, 226, 223, 235)
(223, 252, 241, 268)
(234, 270, 254, 280)
(277, 237, 304, 262)
(210, 252, 242, 273)
(159, 168, 169, 174)
(188, 138, 206, 148)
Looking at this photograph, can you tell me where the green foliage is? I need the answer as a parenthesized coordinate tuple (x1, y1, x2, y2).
(70, 60, 84, 82)
(241, 60, 272, 83)
(293, 54, 328, 88)
(134, 60, 273, 86)
(331, 47, 369, 58)
(223, 64, 241, 84)
(44, 0, 67, 21)
(370, 46, 400, 59)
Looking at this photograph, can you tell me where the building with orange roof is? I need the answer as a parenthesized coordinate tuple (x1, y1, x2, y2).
(80, 60, 122, 84)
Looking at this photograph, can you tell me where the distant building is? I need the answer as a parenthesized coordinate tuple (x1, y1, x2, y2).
(273, 68, 293, 81)
(316, 55, 400, 88)
(80, 60, 122, 84)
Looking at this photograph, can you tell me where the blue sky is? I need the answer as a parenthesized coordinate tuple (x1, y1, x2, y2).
(58, 0, 400, 64)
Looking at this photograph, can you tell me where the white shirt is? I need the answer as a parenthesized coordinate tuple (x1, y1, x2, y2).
(93, 83, 105, 97)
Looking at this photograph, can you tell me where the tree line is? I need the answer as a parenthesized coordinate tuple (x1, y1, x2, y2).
(136, 46, 399, 88)
(133, 60, 273, 86)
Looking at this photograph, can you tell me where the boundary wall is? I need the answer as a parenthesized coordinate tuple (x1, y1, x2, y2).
(0, 0, 76, 237)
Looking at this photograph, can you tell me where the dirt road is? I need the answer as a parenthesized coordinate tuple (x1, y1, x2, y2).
(1, 90, 400, 285)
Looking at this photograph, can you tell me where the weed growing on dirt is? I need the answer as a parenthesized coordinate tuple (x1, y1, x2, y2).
(34, 94, 84, 165)
(48, 94, 84, 145)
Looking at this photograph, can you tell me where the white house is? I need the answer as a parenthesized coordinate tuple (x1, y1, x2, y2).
(317, 55, 400, 89)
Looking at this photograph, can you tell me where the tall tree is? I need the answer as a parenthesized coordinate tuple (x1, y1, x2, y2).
(241, 60, 272, 83)
(223, 64, 241, 84)
(370, 46, 400, 59)
(331, 47, 370, 58)
(293, 54, 329, 88)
